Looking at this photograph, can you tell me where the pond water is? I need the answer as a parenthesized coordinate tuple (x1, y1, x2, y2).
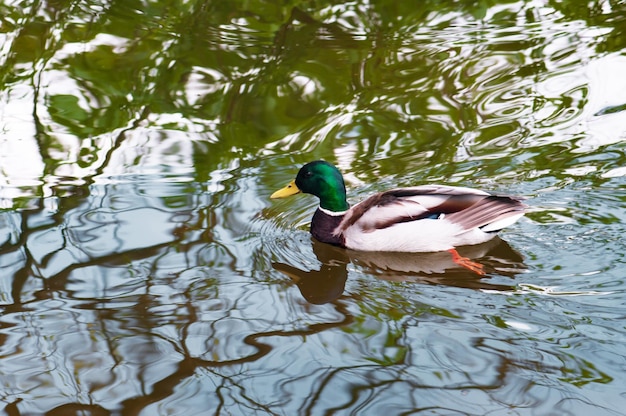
(2, 1, 626, 415)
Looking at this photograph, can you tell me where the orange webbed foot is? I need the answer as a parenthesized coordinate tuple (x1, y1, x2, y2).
(448, 248, 485, 276)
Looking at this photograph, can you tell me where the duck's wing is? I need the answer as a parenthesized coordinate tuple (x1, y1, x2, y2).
(335, 185, 525, 235)
(444, 193, 526, 232)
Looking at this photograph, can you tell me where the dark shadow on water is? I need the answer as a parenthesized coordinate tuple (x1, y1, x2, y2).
(274, 238, 526, 304)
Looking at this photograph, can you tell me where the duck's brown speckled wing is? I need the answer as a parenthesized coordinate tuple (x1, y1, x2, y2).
(335, 185, 525, 235)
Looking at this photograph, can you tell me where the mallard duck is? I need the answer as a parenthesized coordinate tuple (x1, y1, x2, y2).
(271, 160, 526, 274)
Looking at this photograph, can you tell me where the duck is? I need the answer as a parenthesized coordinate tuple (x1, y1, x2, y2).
(270, 160, 526, 274)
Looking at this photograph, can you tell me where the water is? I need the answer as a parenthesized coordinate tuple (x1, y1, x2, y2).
(2, 1, 626, 415)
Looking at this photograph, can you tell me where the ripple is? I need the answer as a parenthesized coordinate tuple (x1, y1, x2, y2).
(517, 283, 615, 297)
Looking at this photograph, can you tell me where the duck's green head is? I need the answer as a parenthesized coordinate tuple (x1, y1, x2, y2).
(271, 160, 349, 212)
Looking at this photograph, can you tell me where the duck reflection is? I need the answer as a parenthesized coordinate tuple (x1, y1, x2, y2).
(273, 240, 350, 305)
(273, 238, 526, 304)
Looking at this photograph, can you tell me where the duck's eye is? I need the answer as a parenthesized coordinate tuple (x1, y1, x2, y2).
(304, 171, 313, 178)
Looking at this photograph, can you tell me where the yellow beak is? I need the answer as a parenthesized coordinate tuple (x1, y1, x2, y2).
(270, 180, 301, 198)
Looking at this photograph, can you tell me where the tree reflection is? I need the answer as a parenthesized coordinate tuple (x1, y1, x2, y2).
(3, 0, 623, 207)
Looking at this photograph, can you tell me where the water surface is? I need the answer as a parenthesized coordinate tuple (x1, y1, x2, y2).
(2, 1, 626, 415)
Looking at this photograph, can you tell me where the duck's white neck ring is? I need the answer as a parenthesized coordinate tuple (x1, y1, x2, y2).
(319, 206, 347, 216)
